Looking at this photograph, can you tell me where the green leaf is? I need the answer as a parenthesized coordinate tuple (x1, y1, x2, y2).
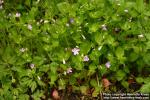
(89, 23, 99, 32)
(19, 94, 29, 100)
(89, 11, 103, 18)
(116, 70, 126, 81)
(136, 0, 144, 13)
(57, 2, 70, 14)
(80, 42, 91, 54)
(140, 83, 150, 93)
(98, 65, 107, 76)
(2, 47, 17, 64)
(128, 52, 139, 62)
(30, 81, 37, 92)
(121, 80, 129, 89)
(50, 62, 58, 73)
(58, 79, 66, 90)
(31, 90, 44, 100)
(32, 56, 44, 66)
(90, 79, 97, 87)
(105, 35, 115, 45)
(121, 22, 131, 31)
(49, 73, 58, 85)
(143, 77, 150, 84)
(92, 87, 101, 97)
(95, 32, 103, 45)
(136, 77, 144, 84)
(80, 86, 88, 95)
(69, 76, 76, 85)
(115, 47, 124, 59)
(143, 53, 150, 65)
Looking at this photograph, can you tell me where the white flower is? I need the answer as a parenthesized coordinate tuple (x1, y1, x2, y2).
(37, 76, 41, 80)
(124, 9, 128, 13)
(44, 20, 49, 23)
(37, 22, 40, 25)
(20, 48, 27, 52)
(0, 5, 3, 9)
(66, 67, 72, 74)
(117, 3, 121, 6)
(81, 34, 86, 40)
(30, 64, 35, 69)
(27, 24, 32, 30)
(138, 34, 144, 38)
(105, 61, 111, 68)
(66, 23, 70, 27)
(63, 71, 67, 75)
(70, 18, 74, 23)
(15, 12, 21, 17)
(62, 59, 66, 64)
(101, 24, 107, 31)
(40, 19, 43, 23)
(72, 47, 80, 55)
(8, 13, 12, 17)
(36, 0, 40, 4)
(83, 55, 89, 62)
(98, 46, 102, 51)
(117, 14, 119, 16)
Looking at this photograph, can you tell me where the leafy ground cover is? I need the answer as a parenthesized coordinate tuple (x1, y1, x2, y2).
(0, 0, 150, 99)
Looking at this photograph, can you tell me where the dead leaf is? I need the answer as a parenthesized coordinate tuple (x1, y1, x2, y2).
(102, 78, 111, 88)
(52, 89, 60, 100)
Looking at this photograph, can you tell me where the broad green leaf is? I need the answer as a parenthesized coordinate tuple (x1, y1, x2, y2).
(140, 83, 150, 93)
(128, 52, 139, 62)
(95, 32, 103, 45)
(136, 0, 144, 13)
(143, 53, 150, 65)
(49, 73, 58, 85)
(58, 79, 66, 90)
(89, 11, 103, 18)
(57, 2, 70, 14)
(90, 79, 97, 87)
(121, 80, 129, 89)
(89, 23, 99, 33)
(136, 77, 144, 84)
(80, 86, 88, 95)
(115, 47, 124, 59)
(92, 87, 101, 97)
(19, 94, 29, 100)
(98, 65, 107, 76)
(116, 70, 126, 81)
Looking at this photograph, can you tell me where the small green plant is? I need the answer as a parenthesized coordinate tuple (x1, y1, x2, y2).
(0, 0, 150, 99)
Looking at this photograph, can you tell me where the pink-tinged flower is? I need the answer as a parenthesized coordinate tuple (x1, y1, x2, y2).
(15, 12, 21, 17)
(83, 55, 89, 62)
(0, 0, 4, 4)
(27, 24, 32, 30)
(72, 47, 80, 55)
(70, 18, 74, 23)
(30, 64, 35, 69)
(105, 61, 111, 68)
(66, 67, 72, 74)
